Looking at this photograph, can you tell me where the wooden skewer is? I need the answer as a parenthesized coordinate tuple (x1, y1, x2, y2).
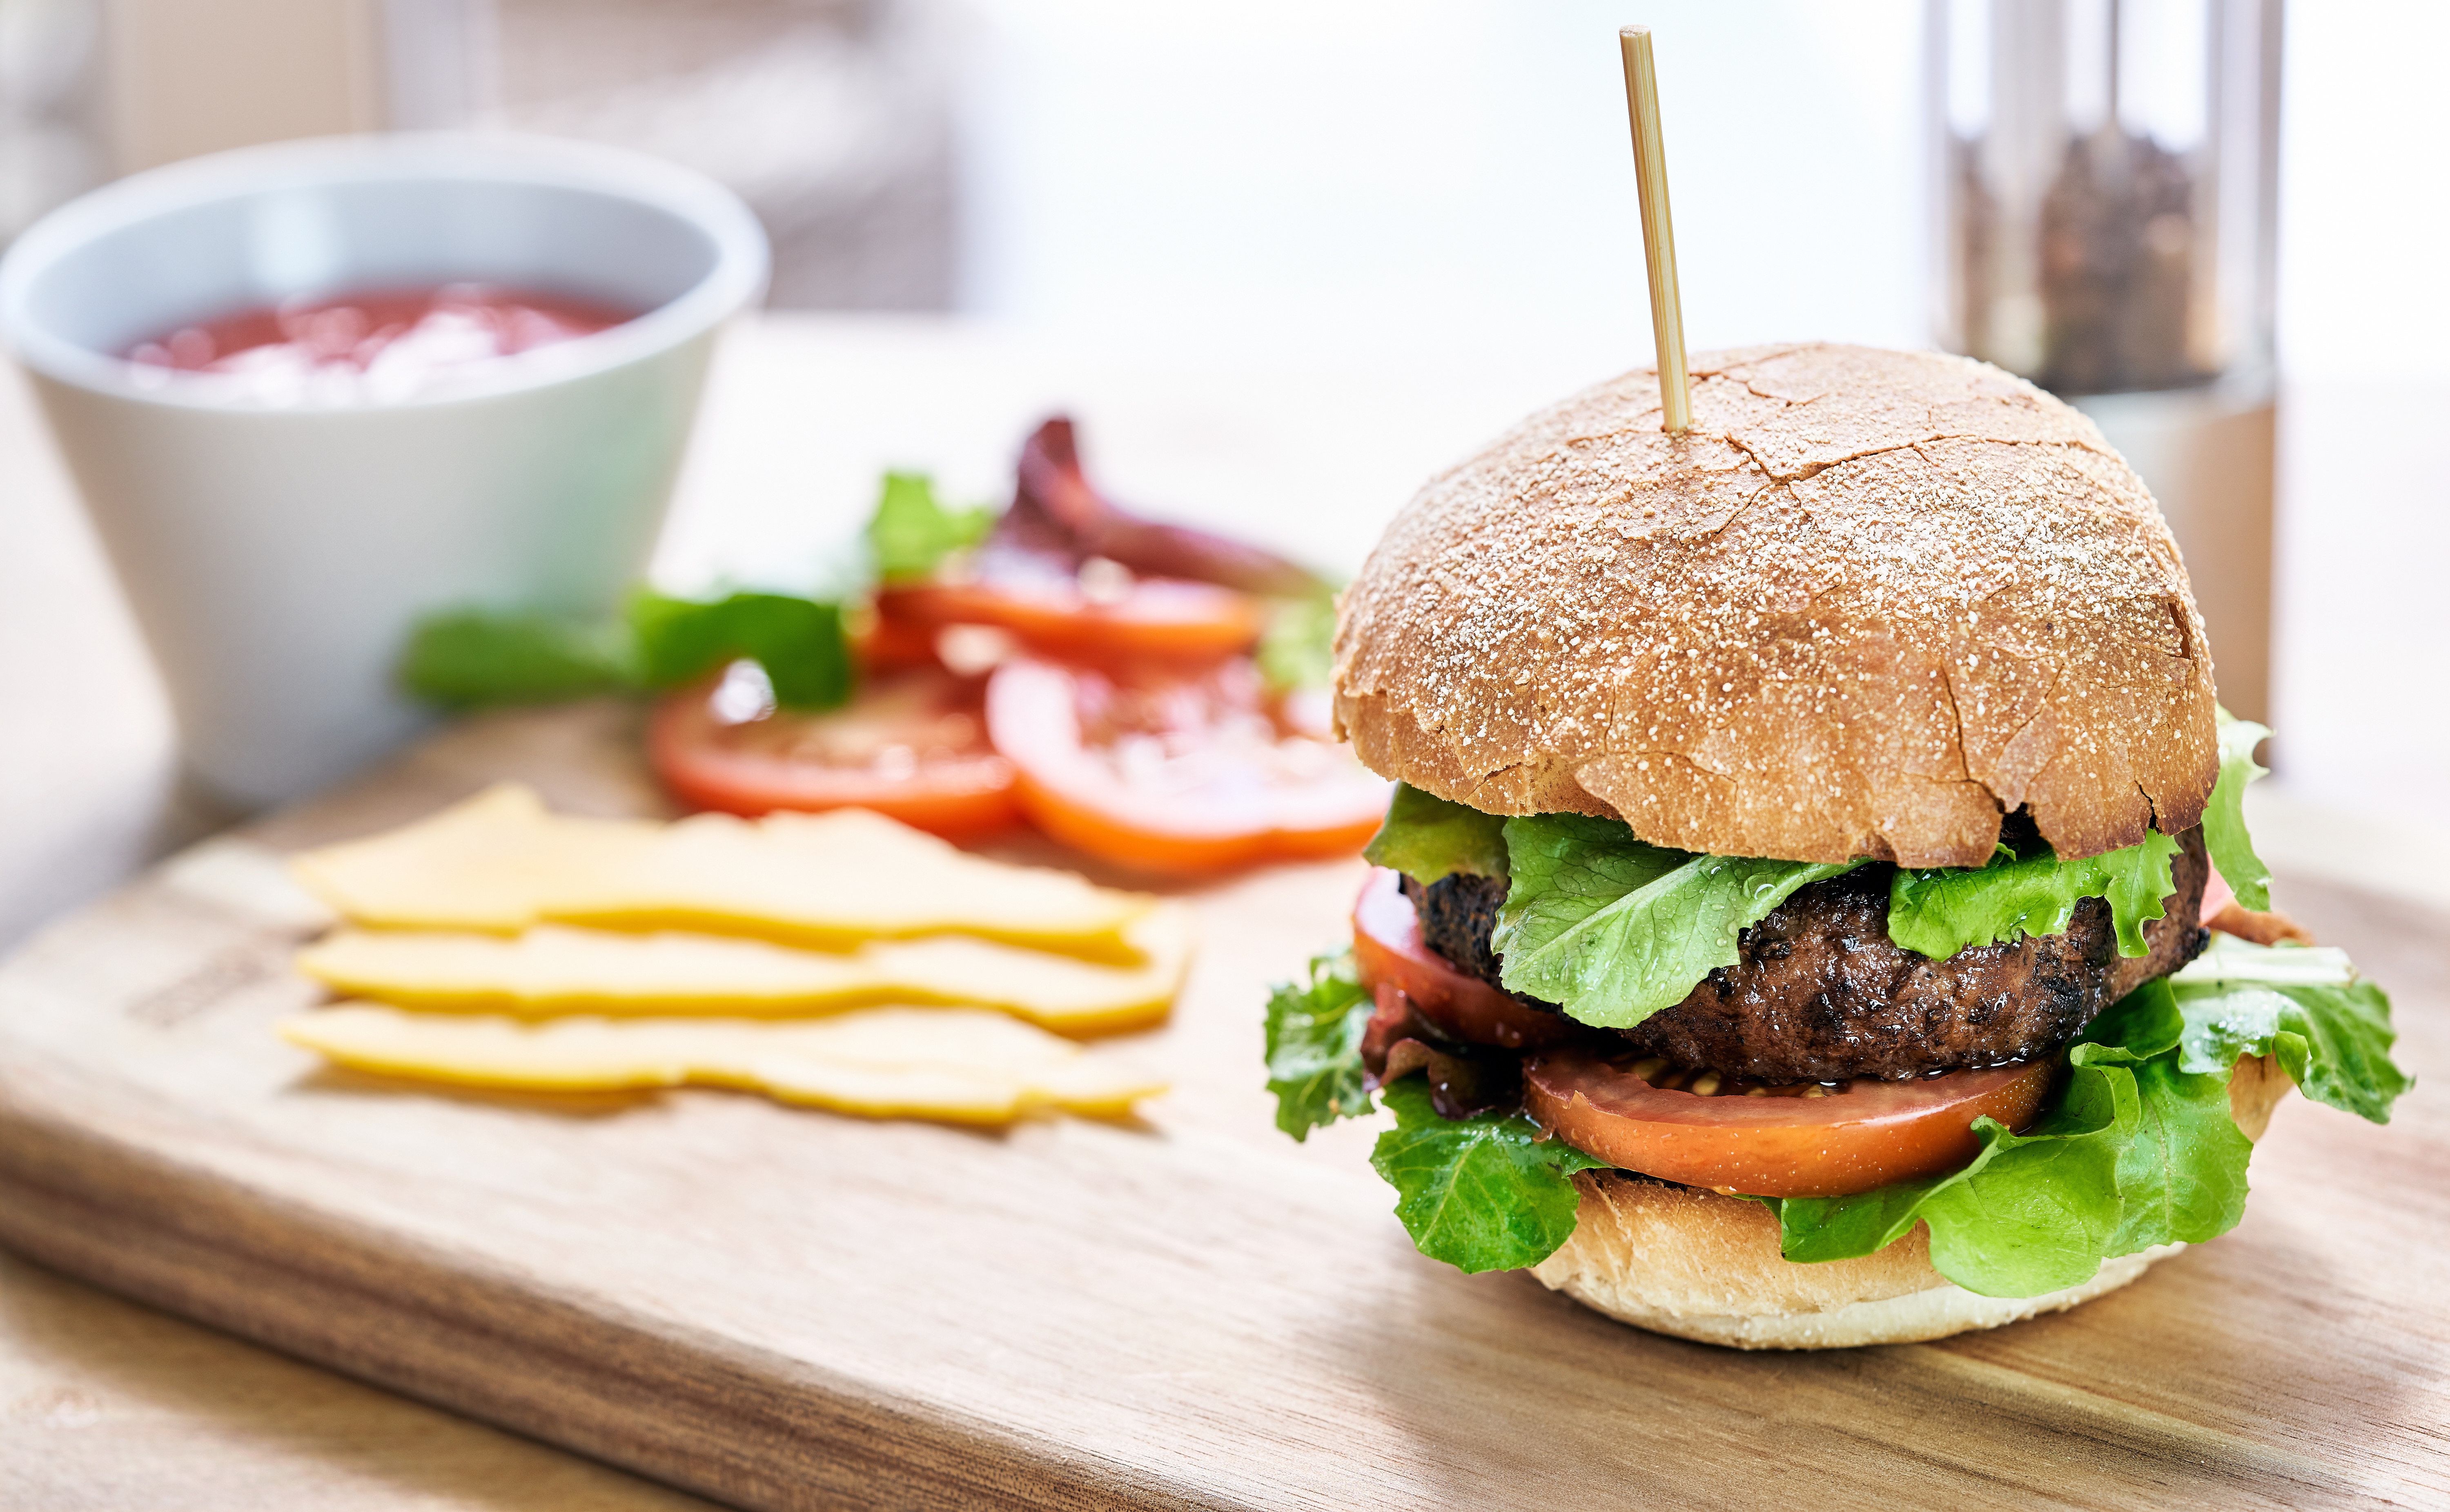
(1619, 26, 1690, 435)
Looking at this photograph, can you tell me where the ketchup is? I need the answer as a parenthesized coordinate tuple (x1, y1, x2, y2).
(128, 284, 634, 403)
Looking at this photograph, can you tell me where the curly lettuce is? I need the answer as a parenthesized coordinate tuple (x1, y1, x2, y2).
(2171, 935, 2408, 1122)
(1361, 784, 1510, 889)
(1256, 585, 1339, 694)
(1886, 830, 2183, 960)
(1370, 1077, 1607, 1273)
(2205, 709, 2274, 910)
(1765, 938, 2408, 1296)
(1261, 950, 1374, 1140)
(865, 471, 996, 584)
(1491, 814, 1860, 1028)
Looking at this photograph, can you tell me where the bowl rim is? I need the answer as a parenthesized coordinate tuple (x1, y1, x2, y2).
(0, 131, 772, 411)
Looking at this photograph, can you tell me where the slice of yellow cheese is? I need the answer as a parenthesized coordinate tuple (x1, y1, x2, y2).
(289, 784, 1158, 960)
(279, 1004, 1166, 1123)
(292, 903, 1194, 1035)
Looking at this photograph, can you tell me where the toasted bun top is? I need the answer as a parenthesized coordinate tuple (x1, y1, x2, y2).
(1331, 343, 2218, 867)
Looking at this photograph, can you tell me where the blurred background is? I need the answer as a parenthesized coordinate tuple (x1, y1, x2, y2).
(2, 0, 2445, 938)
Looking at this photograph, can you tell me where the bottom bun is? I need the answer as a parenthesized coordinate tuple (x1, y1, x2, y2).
(1530, 1053, 2291, 1350)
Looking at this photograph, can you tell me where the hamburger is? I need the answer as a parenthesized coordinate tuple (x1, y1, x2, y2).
(1264, 343, 2408, 1349)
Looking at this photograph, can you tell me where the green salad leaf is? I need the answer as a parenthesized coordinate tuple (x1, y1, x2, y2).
(1766, 984, 2247, 1295)
(2103, 1050, 2257, 1258)
(2205, 709, 2274, 911)
(1262, 950, 1376, 1140)
(2171, 935, 2410, 1123)
(1887, 829, 2182, 960)
(866, 471, 996, 584)
(399, 610, 631, 709)
(1491, 814, 1861, 1028)
(1765, 945, 2408, 1296)
(1369, 1076, 1607, 1273)
(1256, 585, 1339, 694)
(1362, 784, 1511, 888)
(628, 590, 854, 711)
(401, 590, 855, 713)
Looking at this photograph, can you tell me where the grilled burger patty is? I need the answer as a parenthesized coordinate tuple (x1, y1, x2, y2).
(1403, 827, 2211, 1083)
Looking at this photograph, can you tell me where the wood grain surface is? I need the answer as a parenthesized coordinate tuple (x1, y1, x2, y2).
(0, 1247, 724, 1511)
(0, 703, 2443, 1511)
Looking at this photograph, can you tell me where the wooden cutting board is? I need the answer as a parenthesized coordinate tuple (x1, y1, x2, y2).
(2, 703, 2444, 1511)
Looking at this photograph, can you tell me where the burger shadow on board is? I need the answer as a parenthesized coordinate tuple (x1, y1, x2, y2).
(290, 1064, 1051, 1145)
(1321, 1205, 2411, 1500)
(969, 825, 1223, 900)
(292, 1063, 664, 1120)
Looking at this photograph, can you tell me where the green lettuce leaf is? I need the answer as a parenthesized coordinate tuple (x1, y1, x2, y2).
(1772, 1040, 2145, 1294)
(399, 609, 630, 709)
(2170, 936, 2410, 1123)
(1256, 585, 1339, 694)
(629, 590, 854, 711)
(2205, 709, 2274, 910)
(2103, 1051, 2255, 1257)
(1886, 829, 2182, 960)
(1361, 784, 1510, 888)
(866, 471, 996, 584)
(401, 589, 858, 714)
(1764, 950, 2409, 1297)
(1262, 950, 1375, 1140)
(1491, 814, 1860, 1028)
(1766, 983, 2243, 1296)
(1369, 1076, 1606, 1273)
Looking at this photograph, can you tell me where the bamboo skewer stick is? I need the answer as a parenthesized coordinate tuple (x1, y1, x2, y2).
(1619, 27, 1691, 435)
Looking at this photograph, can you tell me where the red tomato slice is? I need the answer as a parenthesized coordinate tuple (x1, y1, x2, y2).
(850, 602, 945, 672)
(648, 663, 1020, 839)
(877, 574, 1263, 665)
(1350, 868, 1581, 1051)
(1523, 1050, 2054, 1199)
(983, 656, 1392, 874)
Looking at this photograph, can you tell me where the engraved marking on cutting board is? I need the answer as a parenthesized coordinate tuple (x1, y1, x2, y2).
(125, 837, 338, 1028)
(127, 927, 316, 1029)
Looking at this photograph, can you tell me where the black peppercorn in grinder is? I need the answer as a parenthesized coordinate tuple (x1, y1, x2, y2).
(1930, 0, 2280, 723)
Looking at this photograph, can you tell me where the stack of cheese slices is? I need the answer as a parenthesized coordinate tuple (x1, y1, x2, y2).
(281, 784, 1182, 1123)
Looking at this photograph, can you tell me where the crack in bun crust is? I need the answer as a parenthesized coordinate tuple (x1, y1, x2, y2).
(1331, 344, 2219, 867)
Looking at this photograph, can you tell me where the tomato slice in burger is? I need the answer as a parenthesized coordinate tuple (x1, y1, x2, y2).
(649, 662, 1020, 839)
(876, 572, 1264, 665)
(1522, 1049, 2054, 1199)
(1350, 868, 1582, 1050)
(984, 655, 1391, 874)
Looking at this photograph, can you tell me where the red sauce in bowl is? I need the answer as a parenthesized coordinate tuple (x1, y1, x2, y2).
(128, 284, 634, 402)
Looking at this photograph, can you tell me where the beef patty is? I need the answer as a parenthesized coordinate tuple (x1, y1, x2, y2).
(1403, 827, 2210, 1083)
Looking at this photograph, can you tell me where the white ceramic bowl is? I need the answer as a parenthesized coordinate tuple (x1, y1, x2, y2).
(0, 133, 769, 809)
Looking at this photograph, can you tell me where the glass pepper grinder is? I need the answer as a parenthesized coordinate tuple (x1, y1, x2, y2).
(1929, 0, 2281, 722)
